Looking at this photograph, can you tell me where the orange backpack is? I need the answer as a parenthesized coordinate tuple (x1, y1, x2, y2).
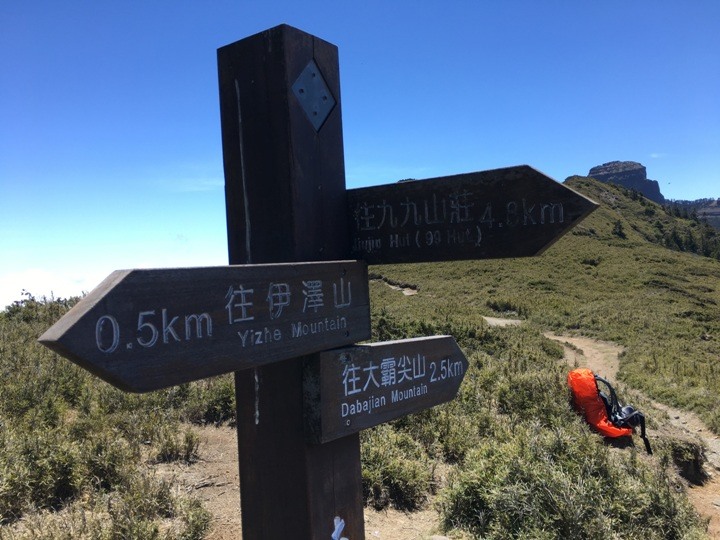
(568, 368, 632, 437)
(568, 368, 652, 454)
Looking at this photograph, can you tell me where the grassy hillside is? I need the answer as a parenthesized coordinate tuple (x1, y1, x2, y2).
(1, 176, 717, 538)
(373, 176, 720, 432)
(362, 176, 718, 537)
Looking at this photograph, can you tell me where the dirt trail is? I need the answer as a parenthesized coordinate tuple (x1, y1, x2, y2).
(157, 329, 720, 538)
(545, 333, 720, 538)
(156, 426, 445, 539)
(155, 426, 242, 540)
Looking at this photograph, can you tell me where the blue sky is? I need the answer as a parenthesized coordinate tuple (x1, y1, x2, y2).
(1, 1, 719, 307)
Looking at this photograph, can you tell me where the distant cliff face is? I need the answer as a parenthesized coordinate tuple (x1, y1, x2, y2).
(698, 200, 720, 230)
(588, 161, 665, 204)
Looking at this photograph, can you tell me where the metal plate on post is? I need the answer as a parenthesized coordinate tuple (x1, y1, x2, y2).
(291, 59, 336, 132)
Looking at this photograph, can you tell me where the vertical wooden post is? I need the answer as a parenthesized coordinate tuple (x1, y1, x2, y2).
(218, 25, 364, 539)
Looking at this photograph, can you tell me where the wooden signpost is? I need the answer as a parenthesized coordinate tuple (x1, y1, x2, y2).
(217, 25, 365, 539)
(39, 261, 369, 392)
(304, 336, 468, 444)
(40, 23, 598, 540)
(217, 24, 595, 539)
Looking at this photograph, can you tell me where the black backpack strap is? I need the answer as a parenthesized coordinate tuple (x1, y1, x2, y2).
(595, 375, 652, 455)
(637, 413, 652, 455)
(594, 375, 621, 417)
(621, 410, 653, 454)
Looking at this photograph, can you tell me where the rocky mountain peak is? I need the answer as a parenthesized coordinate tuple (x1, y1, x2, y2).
(588, 161, 665, 204)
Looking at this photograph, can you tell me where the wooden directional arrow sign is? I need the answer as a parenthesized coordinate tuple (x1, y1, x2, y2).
(303, 336, 468, 444)
(39, 261, 370, 392)
(348, 165, 598, 264)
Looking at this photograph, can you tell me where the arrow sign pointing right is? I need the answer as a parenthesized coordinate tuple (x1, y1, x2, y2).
(348, 165, 598, 264)
(304, 336, 468, 444)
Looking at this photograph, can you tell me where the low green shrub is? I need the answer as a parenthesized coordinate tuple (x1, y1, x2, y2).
(180, 375, 236, 425)
(361, 424, 434, 511)
(438, 422, 705, 539)
(0, 424, 84, 522)
(82, 427, 137, 491)
(0, 296, 213, 534)
(4, 470, 210, 540)
(154, 425, 201, 463)
(495, 370, 570, 424)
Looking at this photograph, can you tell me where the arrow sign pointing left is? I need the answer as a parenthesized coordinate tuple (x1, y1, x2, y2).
(304, 336, 468, 444)
(39, 261, 370, 392)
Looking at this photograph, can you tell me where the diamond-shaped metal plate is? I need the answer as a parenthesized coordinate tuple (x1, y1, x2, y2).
(291, 60, 336, 132)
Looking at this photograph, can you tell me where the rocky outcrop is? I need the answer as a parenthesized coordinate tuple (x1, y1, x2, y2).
(588, 161, 665, 204)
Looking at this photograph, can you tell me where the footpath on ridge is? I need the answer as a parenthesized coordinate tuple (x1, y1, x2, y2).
(544, 331, 720, 539)
(152, 320, 720, 539)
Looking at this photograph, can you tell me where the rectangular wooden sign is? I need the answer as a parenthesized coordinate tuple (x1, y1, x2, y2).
(348, 165, 598, 264)
(304, 336, 468, 443)
(39, 260, 370, 392)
